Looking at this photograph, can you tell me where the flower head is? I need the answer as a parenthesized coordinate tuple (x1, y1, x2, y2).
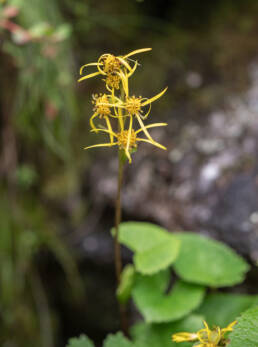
(125, 96, 142, 115)
(92, 94, 111, 116)
(124, 88, 167, 118)
(172, 320, 237, 347)
(105, 73, 121, 90)
(117, 130, 137, 150)
(79, 48, 168, 163)
(78, 48, 152, 87)
(100, 54, 121, 74)
(85, 122, 167, 163)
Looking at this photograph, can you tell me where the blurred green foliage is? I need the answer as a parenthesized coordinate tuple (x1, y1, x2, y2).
(0, 0, 81, 345)
(0, 191, 82, 347)
(2, 0, 75, 160)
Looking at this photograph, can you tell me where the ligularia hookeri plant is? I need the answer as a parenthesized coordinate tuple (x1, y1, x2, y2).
(78, 48, 167, 334)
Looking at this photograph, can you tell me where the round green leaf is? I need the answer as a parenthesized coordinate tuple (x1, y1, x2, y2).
(117, 222, 173, 252)
(132, 270, 205, 323)
(103, 332, 132, 347)
(173, 233, 249, 287)
(66, 335, 94, 347)
(196, 293, 258, 327)
(134, 238, 180, 275)
(116, 222, 180, 274)
(228, 306, 258, 347)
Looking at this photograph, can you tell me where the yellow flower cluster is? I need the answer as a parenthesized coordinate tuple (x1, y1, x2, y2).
(78, 48, 168, 163)
(172, 320, 237, 347)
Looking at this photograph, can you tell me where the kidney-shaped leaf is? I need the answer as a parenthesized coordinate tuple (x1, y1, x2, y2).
(66, 335, 94, 347)
(173, 233, 249, 287)
(117, 222, 174, 252)
(132, 270, 205, 323)
(103, 332, 133, 347)
(117, 222, 180, 275)
(134, 238, 180, 275)
(228, 306, 258, 347)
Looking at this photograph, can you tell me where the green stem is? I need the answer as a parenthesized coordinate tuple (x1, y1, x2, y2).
(114, 150, 128, 336)
(114, 151, 124, 283)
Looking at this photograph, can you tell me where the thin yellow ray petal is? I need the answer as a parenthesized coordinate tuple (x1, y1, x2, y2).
(117, 57, 132, 72)
(141, 103, 152, 120)
(84, 143, 118, 150)
(78, 71, 101, 82)
(104, 116, 114, 143)
(97, 55, 106, 75)
(109, 89, 120, 119)
(125, 116, 133, 163)
(172, 332, 198, 342)
(141, 87, 168, 106)
(90, 127, 118, 137)
(210, 327, 221, 344)
(98, 102, 124, 108)
(123, 48, 152, 59)
(106, 84, 113, 93)
(197, 329, 208, 344)
(222, 321, 237, 333)
(80, 62, 102, 75)
(136, 114, 160, 144)
(136, 137, 167, 150)
(113, 95, 124, 102)
(118, 71, 129, 96)
(127, 60, 138, 77)
(124, 151, 132, 163)
(118, 109, 125, 131)
(90, 112, 99, 131)
(203, 321, 209, 330)
(113, 102, 119, 118)
(135, 122, 167, 134)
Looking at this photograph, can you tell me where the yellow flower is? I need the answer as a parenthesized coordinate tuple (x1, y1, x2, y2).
(105, 73, 121, 90)
(117, 129, 138, 150)
(124, 88, 167, 118)
(90, 94, 115, 142)
(115, 88, 168, 148)
(172, 320, 237, 347)
(84, 122, 167, 163)
(78, 48, 152, 89)
(92, 94, 111, 116)
(80, 48, 168, 163)
(89, 87, 168, 152)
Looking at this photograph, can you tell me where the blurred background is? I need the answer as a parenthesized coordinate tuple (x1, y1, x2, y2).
(1, 0, 258, 346)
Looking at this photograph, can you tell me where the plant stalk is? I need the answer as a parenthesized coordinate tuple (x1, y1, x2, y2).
(114, 150, 128, 336)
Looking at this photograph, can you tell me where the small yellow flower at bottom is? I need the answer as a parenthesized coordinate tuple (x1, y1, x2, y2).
(172, 332, 198, 342)
(172, 320, 237, 346)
